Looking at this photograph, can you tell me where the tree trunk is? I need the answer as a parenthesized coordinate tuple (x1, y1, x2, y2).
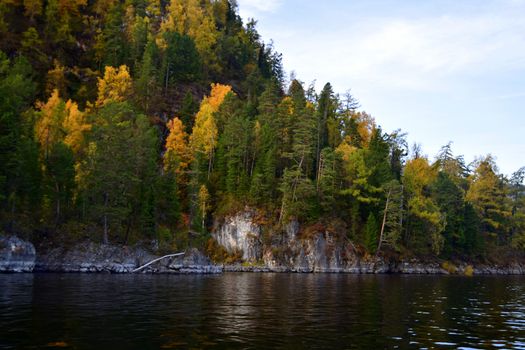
(207, 151, 213, 180)
(377, 188, 391, 255)
(164, 61, 170, 94)
(54, 181, 60, 228)
(103, 193, 109, 244)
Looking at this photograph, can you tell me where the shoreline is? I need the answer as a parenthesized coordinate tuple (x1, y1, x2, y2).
(4, 261, 525, 276)
(2, 235, 525, 275)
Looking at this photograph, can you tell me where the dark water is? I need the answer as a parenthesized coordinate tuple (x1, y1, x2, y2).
(1, 274, 525, 349)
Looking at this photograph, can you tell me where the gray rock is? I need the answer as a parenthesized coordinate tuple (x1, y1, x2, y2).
(0, 235, 36, 272)
(35, 241, 223, 274)
(167, 248, 222, 274)
(212, 211, 262, 261)
(35, 242, 156, 273)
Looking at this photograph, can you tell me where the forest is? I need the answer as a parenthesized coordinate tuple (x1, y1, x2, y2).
(1, 0, 525, 261)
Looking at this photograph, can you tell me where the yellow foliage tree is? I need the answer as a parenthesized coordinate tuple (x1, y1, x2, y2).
(164, 117, 191, 174)
(23, 0, 43, 20)
(63, 99, 91, 155)
(404, 156, 445, 254)
(35, 89, 66, 158)
(404, 157, 437, 195)
(335, 137, 357, 163)
(466, 156, 512, 239)
(95, 65, 133, 107)
(36, 89, 91, 159)
(190, 83, 232, 176)
(160, 0, 218, 68)
(355, 111, 375, 147)
(206, 83, 232, 110)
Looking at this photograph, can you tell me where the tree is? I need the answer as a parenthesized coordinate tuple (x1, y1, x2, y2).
(466, 156, 511, 245)
(190, 83, 232, 178)
(160, 31, 201, 90)
(35, 89, 66, 160)
(44, 141, 75, 226)
(365, 212, 379, 254)
(317, 147, 339, 214)
(377, 180, 404, 253)
(278, 79, 317, 221)
(179, 91, 198, 132)
(509, 167, 525, 248)
(81, 102, 157, 243)
(315, 83, 337, 181)
(164, 117, 191, 174)
(94, 2, 128, 67)
(36, 90, 90, 158)
(62, 99, 90, 156)
(403, 157, 445, 254)
(214, 93, 252, 198)
(435, 142, 469, 185)
(198, 184, 210, 233)
(432, 171, 470, 253)
(95, 65, 133, 107)
(250, 82, 281, 203)
(160, 0, 218, 72)
(134, 37, 159, 112)
(0, 53, 37, 223)
(23, 0, 43, 21)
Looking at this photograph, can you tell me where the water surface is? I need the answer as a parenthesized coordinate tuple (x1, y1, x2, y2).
(1, 273, 525, 349)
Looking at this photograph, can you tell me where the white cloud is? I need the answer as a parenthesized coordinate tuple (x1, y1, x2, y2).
(270, 11, 525, 92)
(237, 0, 282, 20)
(238, 1, 525, 174)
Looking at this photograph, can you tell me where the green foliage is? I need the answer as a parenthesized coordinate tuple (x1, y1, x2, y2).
(80, 102, 157, 243)
(43, 141, 75, 224)
(365, 212, 378, 254)
(160, 31, 201, 88)
(0, 0, 523, 262)
(466, 156, 512, 245)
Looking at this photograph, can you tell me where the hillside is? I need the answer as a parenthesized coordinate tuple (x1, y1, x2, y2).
(1, 0, 525, 263)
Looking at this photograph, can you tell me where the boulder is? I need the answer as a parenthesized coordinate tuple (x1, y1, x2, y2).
(0, 235, 36, 272)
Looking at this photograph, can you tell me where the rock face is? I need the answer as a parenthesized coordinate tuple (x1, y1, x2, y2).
(0, 235, 36, 272)
(167, 248, 222, 274)
(212, 211, 262, 261)
(35, 242, 222, 274)
(212, 210, 525, 274)
(212, 212, 385, 273)
(35, 242, 154, 273)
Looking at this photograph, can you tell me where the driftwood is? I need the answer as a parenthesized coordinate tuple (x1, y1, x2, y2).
(131, 252, 185, 273)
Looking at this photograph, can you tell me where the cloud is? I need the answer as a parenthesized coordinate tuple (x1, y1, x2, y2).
(269, 9, 525, 92)
(246, 1, 525, 175)
(237, 0, 282, 20)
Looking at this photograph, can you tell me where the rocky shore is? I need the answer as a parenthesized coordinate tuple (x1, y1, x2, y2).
(2, 234, 525, 275)
(1, 235, 221, 274)
(0, 235, 36, 272)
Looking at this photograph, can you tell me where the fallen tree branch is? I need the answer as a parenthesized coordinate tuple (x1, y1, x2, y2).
(131, 252, 185, 273)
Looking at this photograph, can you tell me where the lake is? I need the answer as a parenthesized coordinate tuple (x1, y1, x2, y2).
(1, 273, 525, 349)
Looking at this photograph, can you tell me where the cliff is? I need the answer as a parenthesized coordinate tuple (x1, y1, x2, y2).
(212, 210, 525, 275)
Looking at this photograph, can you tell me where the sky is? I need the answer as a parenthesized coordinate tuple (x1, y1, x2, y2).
(237, 0, 525, 176)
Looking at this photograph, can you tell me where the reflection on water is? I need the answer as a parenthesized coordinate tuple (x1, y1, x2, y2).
(1, 273, 525, 349)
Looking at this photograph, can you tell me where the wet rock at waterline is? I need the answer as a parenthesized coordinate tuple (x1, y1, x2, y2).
(0, 235, 36, 272)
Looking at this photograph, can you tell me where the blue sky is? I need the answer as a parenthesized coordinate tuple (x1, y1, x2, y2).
(237, 0, 525, 176)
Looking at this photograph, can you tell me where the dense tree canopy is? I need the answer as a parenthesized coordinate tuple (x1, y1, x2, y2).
(0, 0, 523, 260)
